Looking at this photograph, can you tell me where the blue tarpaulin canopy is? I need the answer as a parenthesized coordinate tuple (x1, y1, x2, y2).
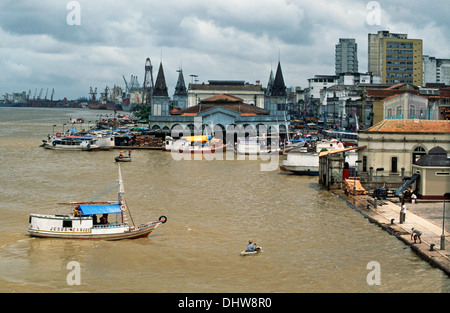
(78, 204, 122, 215)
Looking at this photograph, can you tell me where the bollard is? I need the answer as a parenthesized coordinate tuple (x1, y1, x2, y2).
(430, 243, 435, 251)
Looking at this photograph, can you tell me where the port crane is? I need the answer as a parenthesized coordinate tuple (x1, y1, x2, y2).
(141, 57, 154, 106)
(89, 87, 97, 102)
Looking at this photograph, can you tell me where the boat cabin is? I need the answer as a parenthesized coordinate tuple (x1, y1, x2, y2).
(50, 136, 95, 149)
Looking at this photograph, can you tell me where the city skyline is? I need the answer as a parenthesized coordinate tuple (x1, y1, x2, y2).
(0, 0, 449, 100)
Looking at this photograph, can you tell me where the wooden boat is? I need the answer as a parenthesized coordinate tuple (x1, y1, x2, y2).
(28, 164, 167, 240)
(240, 247, 262, 256)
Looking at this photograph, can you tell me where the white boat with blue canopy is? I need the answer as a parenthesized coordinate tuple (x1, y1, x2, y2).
(28, 164, 167, 240)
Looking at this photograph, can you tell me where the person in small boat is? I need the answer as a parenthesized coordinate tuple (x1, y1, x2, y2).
(119, 150, 123, 158)
(74, 206, 80, 217)
(246, 240, 256, 252)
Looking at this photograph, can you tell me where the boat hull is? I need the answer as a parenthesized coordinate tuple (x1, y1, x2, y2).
(115, 156, 131, 162)
(178, 146, 225, 154)
(88, 102, 107, 110)
(43, 143, 98, 151)
(240, 247, 262, 256)
(28, 221, 162, 240)
(279, 164, 319, 175)
(42, 135, 115, 151)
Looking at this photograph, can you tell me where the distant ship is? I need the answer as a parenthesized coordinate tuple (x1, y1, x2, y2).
(106, 101, 123, 111)
(88, 101, 107, 110)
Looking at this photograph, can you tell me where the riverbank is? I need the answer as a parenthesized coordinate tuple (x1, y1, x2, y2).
(334, 190, 450, 277)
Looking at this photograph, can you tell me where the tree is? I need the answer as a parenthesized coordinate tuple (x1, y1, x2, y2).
(133, 104, 152, 121)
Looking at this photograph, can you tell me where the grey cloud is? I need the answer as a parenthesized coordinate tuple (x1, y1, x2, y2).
(0, 0, 449, 100)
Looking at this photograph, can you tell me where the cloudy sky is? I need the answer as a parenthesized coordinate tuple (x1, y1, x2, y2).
(1, 0, 449, 100)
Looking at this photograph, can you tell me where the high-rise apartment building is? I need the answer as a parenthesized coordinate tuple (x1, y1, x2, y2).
(335, 38, 358, 74)
(368, 30, 423, 86)
(423, 55, 450, 85)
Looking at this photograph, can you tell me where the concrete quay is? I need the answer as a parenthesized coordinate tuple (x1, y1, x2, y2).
(333, 190, 450, 277)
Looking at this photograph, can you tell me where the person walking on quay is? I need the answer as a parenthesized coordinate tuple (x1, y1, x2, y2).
(411, 228, 422, 244)
(400, 202, 406, 224)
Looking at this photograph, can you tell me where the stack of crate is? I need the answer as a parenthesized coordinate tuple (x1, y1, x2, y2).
(134, 135, 163, 149)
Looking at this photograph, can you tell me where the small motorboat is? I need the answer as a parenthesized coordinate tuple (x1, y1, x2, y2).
(240, 246, 262, 256)
(115, 155, 131, 162)
(115, 150, 132, 162)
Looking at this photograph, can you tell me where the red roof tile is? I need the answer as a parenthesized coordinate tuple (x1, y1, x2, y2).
(173, 94, 269, 116)
(386, 83, 406, 90)
(365, 119, 450, 133)
(202, 94, 243, 103)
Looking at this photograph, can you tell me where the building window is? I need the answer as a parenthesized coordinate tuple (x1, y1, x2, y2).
(409, 105, 416, 118)
(412, 147, 426, 164)
(153, 104, 162, 116)
(387, 108, 392, 118)
(391, 157, 398, 173)
(363, 155, 367, 172)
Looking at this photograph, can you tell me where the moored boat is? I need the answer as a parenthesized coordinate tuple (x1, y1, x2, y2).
(235, 136, 281, 155)
(28, 164, 167, 240)
(279, 139, 346, 175)
(41, 133, 115, 151)
(168, 135, 226, 154)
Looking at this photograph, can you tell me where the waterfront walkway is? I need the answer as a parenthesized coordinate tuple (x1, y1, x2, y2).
(334, 190, 450, 277)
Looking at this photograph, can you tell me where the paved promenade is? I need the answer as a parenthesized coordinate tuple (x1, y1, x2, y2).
(334, 190, 450, 277)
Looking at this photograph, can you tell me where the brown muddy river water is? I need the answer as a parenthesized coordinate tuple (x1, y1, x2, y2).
(0, 107, 448, 293)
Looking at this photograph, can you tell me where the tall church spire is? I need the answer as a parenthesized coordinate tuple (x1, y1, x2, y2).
(153, 62, 168, 97)
(271, 61, 286, 97)
(266, 69, 274, 96)
(174, 69, 187, 96)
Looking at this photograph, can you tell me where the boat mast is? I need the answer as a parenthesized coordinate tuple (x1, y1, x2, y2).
(117, 164, 135, 228)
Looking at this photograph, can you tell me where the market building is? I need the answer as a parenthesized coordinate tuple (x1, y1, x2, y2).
(147, 61, 290, 141)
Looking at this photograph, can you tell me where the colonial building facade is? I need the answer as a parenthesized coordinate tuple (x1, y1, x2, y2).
(357, 119, 450, 185)
(147, 60, 289, 140)
(187, 80, 265, 109)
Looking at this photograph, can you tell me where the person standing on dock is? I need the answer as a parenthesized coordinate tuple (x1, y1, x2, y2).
(400, 202, 406, 224)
